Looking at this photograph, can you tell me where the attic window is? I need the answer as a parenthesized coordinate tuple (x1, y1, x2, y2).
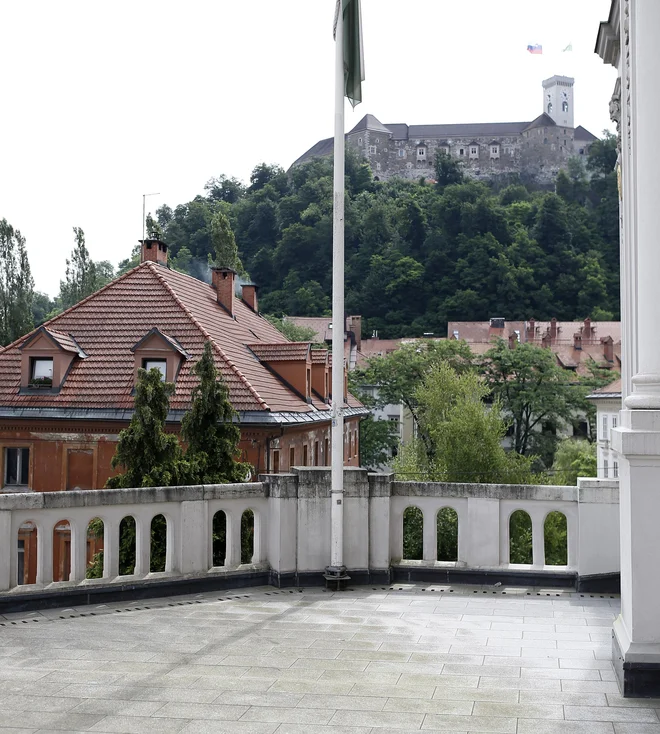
(30, 358, 53, 387)
(398, 149, 405, 158)
(143, 359, 167, 381)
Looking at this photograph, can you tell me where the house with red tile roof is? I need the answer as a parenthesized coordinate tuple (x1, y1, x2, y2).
(0, 239, 366, 494)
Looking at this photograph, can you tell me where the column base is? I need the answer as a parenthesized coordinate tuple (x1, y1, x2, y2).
(613, 616, 660, 697)
(324, 565, 351, 591)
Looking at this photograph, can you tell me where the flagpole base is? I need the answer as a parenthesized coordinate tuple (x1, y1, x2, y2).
(324, 565, 351, 591)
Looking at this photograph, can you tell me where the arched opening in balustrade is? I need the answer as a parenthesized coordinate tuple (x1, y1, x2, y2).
(544, 511, 568, 566)
(437, 507, 458, 562)
(86, 518, 104, 579)
(509, 510, 533, 564)
(17, 521, 37, 585)
(150, 514, 167, 572)
(53, 520, 72, 582)
(241, 509, 254, 564)
(118, 516, 137, 575)
(403, 506, 423, 560)
(212, 510, 227, 567)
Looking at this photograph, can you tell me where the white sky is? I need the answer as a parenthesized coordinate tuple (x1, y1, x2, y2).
(0, 0, 617, 298)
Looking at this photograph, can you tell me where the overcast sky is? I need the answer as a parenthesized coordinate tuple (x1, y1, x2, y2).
(0, 0, 617, 298)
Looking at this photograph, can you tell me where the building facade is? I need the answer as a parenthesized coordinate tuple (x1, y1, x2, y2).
(587, 379, 622, 479)
(293, 76, 597, 183)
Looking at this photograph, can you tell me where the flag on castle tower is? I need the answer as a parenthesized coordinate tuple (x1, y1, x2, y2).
(334, 0, 364, 107)
(527, 43, 543, 54)
(562, 42, 573, 52)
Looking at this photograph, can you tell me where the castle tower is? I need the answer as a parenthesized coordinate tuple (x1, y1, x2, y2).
(542, 75, 575, 128)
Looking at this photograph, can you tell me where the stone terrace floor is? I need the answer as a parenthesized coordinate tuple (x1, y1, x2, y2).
(1, 583, 657, 734)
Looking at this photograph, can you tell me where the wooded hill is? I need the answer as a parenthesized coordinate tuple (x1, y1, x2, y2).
(142, 134, 618, 339)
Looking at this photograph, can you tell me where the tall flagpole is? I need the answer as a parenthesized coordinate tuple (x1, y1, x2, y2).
(326, 0, 348, 588)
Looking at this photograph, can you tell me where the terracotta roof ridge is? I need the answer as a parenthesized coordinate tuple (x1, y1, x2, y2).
(4, 261, 149, 354)
(148, 262, 270, 411)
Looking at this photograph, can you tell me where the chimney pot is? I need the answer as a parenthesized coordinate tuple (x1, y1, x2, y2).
(601, 335, 614, 363)
(550, 317, 557, 340)
(140, 238, 168, 266)
(541, 330, 551, 348)
(574, 332, 583, 350)
(242, 282, 259, 312)
(212, 267, 237, 316)
(583, 317, 592, 338)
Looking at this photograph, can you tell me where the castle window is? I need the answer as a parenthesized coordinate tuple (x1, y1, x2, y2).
(562, 101, 569, 112)
(376, 162, 381, 171)
(418, 148, 425, 156)
(579, 148, 585, 155)
(375, 138, 380, 143)
(368, 145, 376, 154)
(471, 148, 477, 155)
(358, 137, 362, 144)
(544, 138, 548, 144)
(459, 148, 465, 156)
(406, 162, 412, 169)
(547, 102, 553, 114)
(398, 149, 405, 158)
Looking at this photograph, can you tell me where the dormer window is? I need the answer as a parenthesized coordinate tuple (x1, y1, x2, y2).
(142, 359, 167, 381)
(131, 328, 190, 385)
(30, 358, 53, 387)
(19, 326, 87, 394)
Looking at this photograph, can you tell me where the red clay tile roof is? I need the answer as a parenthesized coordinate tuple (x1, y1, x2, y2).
(311, 349, 329, 364)
(20, 327, 88, 358)
(248, 343, 311, 362)
(0, 262, 361, 418)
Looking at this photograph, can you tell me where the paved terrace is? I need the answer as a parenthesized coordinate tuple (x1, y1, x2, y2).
(0, 583, 653, 734)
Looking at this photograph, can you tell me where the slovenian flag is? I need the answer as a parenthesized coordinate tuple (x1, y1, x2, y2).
(527, 44, 543, 54)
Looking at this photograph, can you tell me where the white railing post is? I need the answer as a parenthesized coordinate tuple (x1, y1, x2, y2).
(180, 500, 207, 574)
(532, 514, 545, 568)
(0, 511, 10, 591)
(37, 521, 53, 585)
(422, 510, 435, 562)
(103, 519, 119, 579)
(134, 514, 151, 576)
(226, 511, 241, 567)
(70, 520, 88, 582)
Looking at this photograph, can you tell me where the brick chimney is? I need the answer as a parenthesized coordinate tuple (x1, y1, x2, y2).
(347, 315, 362, 350)
(508, 332, 518, 349)
(584, 317, 592, 339)
(211, 267, 236, 316)
(527, 318, 536, 342)
(550, 317, 558, 341)
(601, 335, 614, 363)
(541, 330, 551, 348)
(140, 238, 168, 266)
(242, 282, 258, 312)
(574, 332, 583, 350)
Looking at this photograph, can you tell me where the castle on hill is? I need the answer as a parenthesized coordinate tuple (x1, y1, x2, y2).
(293, 75, 598, 183)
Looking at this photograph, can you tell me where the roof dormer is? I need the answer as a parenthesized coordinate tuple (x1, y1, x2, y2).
(130, 328, 190, 383)
(310, 349, 330, 404)
(18, 327, 88, 394)
(248, 342, 313, 403)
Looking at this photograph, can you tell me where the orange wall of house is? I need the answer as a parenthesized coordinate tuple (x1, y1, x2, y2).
(0, 417, 361, 492)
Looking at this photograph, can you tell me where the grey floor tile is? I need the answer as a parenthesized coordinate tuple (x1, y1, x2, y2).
(612, 725, 660, 733)
(473, 701, 564, 719)
(239, 706, 335, 724)
(517, 721, 615, 733)
(89, 716, 188, 733)
(149, 702, 247, 720)
(565, 706, 659, 723)
(422, 713, 517, 731)
(330, 709, 425, 729)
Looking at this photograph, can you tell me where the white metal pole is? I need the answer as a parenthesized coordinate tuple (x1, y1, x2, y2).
(329, 2, 345, 574)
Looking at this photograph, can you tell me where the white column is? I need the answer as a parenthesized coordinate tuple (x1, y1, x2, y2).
(134, 515, 150, 576)
(37, 521, 53, 585)
(70, 520, 87, 582)
(180, 500, 207, 574)
(103, 519, 119, 579)
(531, 514, 545, 569)
(611, 0, 660, 697)
(0, 512, 11, 591)
(422, 509, 435, 563)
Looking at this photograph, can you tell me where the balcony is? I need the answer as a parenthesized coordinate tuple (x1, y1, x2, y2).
(0, 471, 620, 608)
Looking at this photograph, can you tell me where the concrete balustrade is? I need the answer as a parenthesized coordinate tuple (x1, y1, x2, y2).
(0, 470, 620, 599)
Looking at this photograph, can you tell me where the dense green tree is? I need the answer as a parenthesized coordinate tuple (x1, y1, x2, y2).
(358, 415, 399, 470)
(59, 228, 113, 310)
(434, 151, 464, 188)
(210, 210, 244, 274)
(552, 438, 597, 485)
(393, 362, 537, 483)
(181, 341, 251, 484)
(482, 339, 581, 463)
(263, 315, 318, 342)
(0, 219, 34, 345)
(106, 368, 186, 489)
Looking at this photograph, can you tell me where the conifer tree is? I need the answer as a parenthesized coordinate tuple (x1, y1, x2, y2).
(0, 219, 34, 346)
(106, 368, 186, 488)
(182, 341, 250, 483)
(210, 210, 244, 274)
(59, 227, 99, 309)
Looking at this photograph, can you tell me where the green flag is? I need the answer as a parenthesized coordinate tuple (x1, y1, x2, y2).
(334, 0, 364, 107)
